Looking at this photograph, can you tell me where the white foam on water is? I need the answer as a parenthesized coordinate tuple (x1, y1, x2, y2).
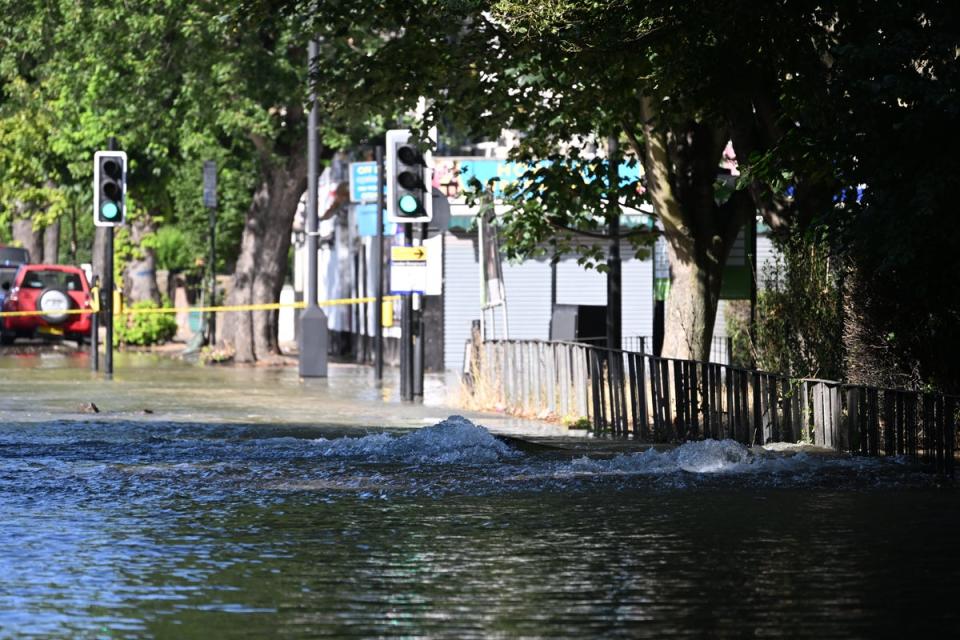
(560, 439, 753, 477)
(310, 415, 519, 465)
(559, 438, 900, 480)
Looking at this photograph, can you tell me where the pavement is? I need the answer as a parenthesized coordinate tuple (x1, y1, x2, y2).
(0, 348, 582, 439)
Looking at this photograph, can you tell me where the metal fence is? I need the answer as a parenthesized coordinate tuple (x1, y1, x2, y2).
(621, 335, 732, 365)
(467, 339, 956, 475)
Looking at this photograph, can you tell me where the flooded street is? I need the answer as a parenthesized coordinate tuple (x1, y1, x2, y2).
(1, 353, 958, 637)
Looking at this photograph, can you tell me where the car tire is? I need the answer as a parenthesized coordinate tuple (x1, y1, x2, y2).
(0, 333, 14, 346)
(36, 287, 74, 325)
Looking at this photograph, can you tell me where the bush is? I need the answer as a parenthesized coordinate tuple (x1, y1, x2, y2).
(726, 238, 843, 379)
(115, 300, 178, 346)
(150, 226, 196, 273)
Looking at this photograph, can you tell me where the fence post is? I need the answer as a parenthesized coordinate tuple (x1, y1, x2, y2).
(846, 387, 860, 453)
(752, 372, 763, 445)
(559, 344, 570, 417)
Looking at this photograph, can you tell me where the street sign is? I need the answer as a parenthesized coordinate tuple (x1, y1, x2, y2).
(349, 161, 380, 203)
(392, 246, 426, 261)
(356, 203, 396, 237)
(390, 245, 427, 293)
(203, 160, 217, 208)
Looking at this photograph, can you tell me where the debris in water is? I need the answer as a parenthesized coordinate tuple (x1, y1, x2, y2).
(78, 402, 99, 414)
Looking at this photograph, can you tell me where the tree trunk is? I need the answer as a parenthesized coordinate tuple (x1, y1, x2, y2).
(661, 237, 724, 360)
(12, 214, 42, 264)
(43, 220, 60, 264)
(631, 99, 751, 361)
(223, 152, 308, 362)
(123, 216, 161, 304)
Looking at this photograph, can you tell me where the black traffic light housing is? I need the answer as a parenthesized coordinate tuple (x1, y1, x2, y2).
(94, 150, 127, 227)
(386, 129, 433, 223)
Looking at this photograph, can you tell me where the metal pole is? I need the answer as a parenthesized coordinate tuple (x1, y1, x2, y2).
(401, 223, 413, 400)
(298, 39, 328, 377)
(606, 134, 621, 351)
(306, 46, 319, 312)
(104, 137, 116, 379)
(749, 214, 757, 368)
(90, 276, 99, 371)
(374, 145, 385, 381)
(104, 228, 114, 378)
(208, 206, 216, 344)
(412, 221, 426, 398)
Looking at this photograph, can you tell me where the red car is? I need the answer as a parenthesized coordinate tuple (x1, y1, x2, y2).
(1, 264, 93, 345)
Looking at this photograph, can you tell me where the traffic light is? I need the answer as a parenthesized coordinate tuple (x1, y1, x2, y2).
(386, 129, 433, 223)
(93, 150, 127, 227)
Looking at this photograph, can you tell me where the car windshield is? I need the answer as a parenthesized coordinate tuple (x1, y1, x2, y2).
(0, 247, 29, 265)
(20, 270, 84, 291)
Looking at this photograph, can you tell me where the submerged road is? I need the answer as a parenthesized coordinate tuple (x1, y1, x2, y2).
(1, 351, 958, 638)
(0, 350, 570, 437)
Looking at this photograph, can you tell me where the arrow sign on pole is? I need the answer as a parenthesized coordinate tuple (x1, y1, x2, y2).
(390, 245, 428, 293)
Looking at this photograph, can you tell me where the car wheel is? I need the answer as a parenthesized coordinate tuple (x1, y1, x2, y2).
(0, 333, 14, 346)
(36, 287, 74, 325)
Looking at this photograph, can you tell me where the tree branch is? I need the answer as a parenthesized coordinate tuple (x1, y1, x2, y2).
(548, 218, 657, 241)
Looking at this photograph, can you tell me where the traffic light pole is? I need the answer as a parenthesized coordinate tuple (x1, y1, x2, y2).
(103, 137, 117, 379)
(385, 129, 430, 401)
(104, 227, 114, 378)
(412, 222, 426, 398)
(400, 223, 413, 401)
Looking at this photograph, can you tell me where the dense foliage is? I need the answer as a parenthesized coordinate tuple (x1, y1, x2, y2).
(727, 237, 844, 380)
(114, 301, 179, 347)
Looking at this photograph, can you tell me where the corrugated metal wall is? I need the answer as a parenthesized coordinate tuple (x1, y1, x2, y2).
(502, 256, 552, 340)
(443, 234, 481, 371)
(757, 232, 778, 288)
(444, 233, 655, 370)
(445, 230, 779, 369)
(621, 254, 654, 345)
(555, 245, 653, 345)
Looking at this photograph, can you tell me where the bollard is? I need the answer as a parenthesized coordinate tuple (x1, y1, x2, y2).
(90, 279, 100, 372)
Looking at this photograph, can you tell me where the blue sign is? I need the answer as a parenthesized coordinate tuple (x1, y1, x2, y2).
(355, 203, 396, 237)
(349, 161, 380, 203)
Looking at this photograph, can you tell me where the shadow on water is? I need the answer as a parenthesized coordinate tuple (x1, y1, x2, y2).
(1, 354, 959, 637)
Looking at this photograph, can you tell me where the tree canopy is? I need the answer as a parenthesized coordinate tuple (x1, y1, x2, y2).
(0, 0, 955, 386)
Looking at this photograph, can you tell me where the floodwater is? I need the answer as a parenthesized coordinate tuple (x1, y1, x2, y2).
(1, 352, 958, 638)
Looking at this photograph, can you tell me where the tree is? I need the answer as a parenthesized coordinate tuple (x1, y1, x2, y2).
(298, 0, 762, 360)
(796, 1, 960, 390)
(0, 0, 324, 361)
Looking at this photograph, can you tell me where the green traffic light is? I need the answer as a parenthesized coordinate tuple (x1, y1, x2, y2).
(101, 201, 119, 220)
(398, 194, 419, 214)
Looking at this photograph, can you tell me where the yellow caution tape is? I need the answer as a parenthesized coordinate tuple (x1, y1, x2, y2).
(0, 295, 400, 319)
(0, 307, 94, 318)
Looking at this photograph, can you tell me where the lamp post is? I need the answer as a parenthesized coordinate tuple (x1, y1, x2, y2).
(298, 39, 328, 377)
